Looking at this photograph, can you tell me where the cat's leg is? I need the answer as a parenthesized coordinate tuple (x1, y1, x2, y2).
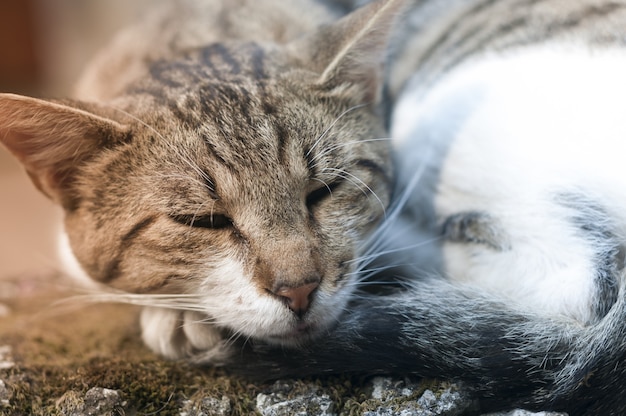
(140, 307, 232, 364)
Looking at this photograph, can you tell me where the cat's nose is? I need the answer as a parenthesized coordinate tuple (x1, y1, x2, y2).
(274, 281, 319, 317)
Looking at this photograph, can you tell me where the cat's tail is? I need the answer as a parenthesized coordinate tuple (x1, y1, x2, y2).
(228, 273, 626, 415)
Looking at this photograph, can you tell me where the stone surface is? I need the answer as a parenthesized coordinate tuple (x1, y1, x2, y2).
(180, 395, 232, 416)
(57, 387, 125, 416)
(256, 381, 335, 416)
(364, 377, 472, 416)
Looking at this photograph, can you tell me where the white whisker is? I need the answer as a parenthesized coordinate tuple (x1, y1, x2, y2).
(323, 167, 387, 216)
(54, 291, 208, 313)
(309, 137, 392, 170)
(306, 103, 368, 158)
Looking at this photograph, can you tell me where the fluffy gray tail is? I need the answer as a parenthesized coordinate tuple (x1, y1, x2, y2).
(228, 275, 626, 415)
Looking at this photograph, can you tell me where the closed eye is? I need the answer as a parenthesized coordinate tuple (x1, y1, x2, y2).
(171, 213, 233, 229)
(306, 180, 342, 209)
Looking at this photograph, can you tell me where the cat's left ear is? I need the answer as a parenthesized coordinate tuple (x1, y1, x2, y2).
(0, 93, 130, 208)
(292, 0, 405, 104)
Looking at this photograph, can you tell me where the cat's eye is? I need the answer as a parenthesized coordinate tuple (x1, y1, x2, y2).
(306, 181, 342, 209)
(171, 213, 233, 230)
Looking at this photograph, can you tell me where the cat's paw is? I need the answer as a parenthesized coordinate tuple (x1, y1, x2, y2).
(442, 211, 510, 251)
(140, 306, 232, 364)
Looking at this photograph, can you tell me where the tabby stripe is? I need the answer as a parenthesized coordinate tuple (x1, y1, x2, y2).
(434, 0, 626, 81)
(250, 45, 268, 80)
(427, 0, 535, 79)
(415, 0, 625, 88)
(437, 16, 530, 81)
(204, 138, 238, 173)
(201, 43, 241, 76)
(439, 1, 626, 78)
(305, 147, 318, 178)
(274, 123, 290, 164)
(102, 215, 157, 282)
(546, 2, 626, 32)
(416, 0, 500, 73)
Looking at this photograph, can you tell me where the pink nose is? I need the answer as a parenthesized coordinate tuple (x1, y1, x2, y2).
(274, 282, 319, 316)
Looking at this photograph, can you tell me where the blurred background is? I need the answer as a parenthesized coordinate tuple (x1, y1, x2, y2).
(0, 0, 148, 282)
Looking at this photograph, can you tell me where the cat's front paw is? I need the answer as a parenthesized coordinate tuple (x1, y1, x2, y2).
(140, 306, 232, 365)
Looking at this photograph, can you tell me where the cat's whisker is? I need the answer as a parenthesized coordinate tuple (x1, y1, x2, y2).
(311, 177, 335, 196)
(354, 236, 443, 267)
(309, 137, 392, 169)
(173, 144, 216, 193)
(154, 173, 209, 191)
(220, 327, 250, 353)
(322, 167, 387, 216)
(306, 103, 369, 158)
(54, 291, 209, 313)
(345, 262, 407, 278)
(150, 137, 211, 193)
(106, 104, 217, 197)
(171, 149, 215, 194)
(106, 104, 167, 142)
(184, 199, 218, 235)
(354, 154, 433, 257)
(179, 313, 219, 327)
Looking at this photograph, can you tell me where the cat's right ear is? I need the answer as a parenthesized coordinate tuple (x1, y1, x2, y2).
(0, 93, 130, 208)
(291, 0, 405, 105)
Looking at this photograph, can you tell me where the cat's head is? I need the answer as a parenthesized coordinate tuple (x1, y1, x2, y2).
(0, 0, 400, 346)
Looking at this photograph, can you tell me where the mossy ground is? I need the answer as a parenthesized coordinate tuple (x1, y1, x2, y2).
(0, 274, 449, 416)
(0, 275, 265, 415)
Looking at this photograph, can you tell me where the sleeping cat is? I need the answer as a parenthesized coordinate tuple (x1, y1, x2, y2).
(4, 0, 626, 414)
(228, 0, 626, 414)
(0, 0, 399, 362)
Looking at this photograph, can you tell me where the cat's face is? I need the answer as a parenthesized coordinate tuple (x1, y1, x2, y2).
(67, 54, 391, 343)
(0, 0, 399, 346)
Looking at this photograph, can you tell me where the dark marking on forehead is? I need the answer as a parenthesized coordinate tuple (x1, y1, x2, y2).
(250, 45, 268, 81)
(204, 137, 239, 174)
(208, 82, 252, 105)
(274, 122, 290, 165)
(149, 60, 204, 89)
(201, 43, 241, 76)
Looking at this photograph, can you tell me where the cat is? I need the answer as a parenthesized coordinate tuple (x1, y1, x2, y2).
(225, 0, 626, 415)
(0, 0, 402, 363)
(4, 0, 626, 414)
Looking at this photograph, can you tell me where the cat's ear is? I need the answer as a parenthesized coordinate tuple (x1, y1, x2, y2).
(292, 0, 405, 103)
(0, 93, 130, 208)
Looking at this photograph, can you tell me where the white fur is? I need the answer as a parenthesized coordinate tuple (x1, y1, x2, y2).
(393, 45, 626, 324)
(194, 256, 351, 346)
(57, 230, 101, 289)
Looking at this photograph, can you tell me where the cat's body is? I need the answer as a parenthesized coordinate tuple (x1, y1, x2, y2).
(232, 0, 626, 414)
(391, 0, 626, 326)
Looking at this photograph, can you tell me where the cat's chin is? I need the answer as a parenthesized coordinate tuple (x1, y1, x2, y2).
(261, 322, 322, 347)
